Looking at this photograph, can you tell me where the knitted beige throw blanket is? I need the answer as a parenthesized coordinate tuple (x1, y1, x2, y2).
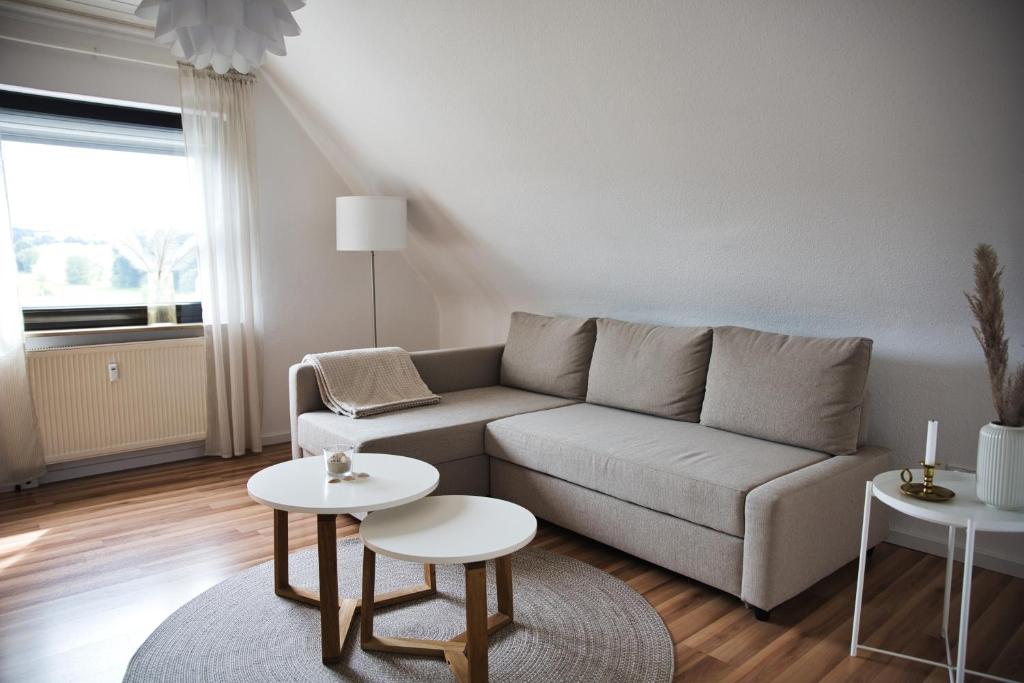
(302, 347, 440, 418)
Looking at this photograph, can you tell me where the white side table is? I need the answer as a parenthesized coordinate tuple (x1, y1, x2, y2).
(359, 495, 537, 683)
(850, 469, 1024, 683)
(247, 453, 440, 664)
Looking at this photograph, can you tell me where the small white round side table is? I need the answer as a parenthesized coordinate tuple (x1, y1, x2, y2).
(247, 453, 439, 664)
(359, 495, 537, 683)
(850, 469, 1024, 683)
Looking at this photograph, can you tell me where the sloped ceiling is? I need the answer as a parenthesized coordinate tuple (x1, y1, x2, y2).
(264, 1, 1024, 487)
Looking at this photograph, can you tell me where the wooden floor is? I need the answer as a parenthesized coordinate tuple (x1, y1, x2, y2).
(1, 445, 1022, 683)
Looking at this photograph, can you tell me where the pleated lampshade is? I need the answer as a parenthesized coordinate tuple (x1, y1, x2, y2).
(135, 0, 306, 74)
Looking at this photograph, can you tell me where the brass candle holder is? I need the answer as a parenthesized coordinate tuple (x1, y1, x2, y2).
(900, 462, 955, 502)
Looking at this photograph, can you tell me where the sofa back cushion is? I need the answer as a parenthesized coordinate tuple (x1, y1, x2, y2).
(700, 326, 872, 455)
(586, 318, 712, 421)
(501, 312, 597, 400)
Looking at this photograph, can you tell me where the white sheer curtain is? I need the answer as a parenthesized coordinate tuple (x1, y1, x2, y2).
(179, 64, 263, 457)
(0, 138, 46, 485)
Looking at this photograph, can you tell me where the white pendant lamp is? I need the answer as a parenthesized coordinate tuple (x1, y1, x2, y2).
(136, 0, 306, 75)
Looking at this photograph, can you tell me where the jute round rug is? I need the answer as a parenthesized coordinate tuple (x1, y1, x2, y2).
(124, 539, 673, 682)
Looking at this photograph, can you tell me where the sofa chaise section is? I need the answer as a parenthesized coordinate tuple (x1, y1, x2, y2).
(289, 344, 575, 495)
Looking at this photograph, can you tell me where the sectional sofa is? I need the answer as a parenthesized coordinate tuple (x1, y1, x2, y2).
(290, 312, 890, 618)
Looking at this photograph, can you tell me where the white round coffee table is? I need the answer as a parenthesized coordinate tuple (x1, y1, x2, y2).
(850, 469, 1024, 683)
(358, 495, 537, 682)
(247, 453, 439, 664)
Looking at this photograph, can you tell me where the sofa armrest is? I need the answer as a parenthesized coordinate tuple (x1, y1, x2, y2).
(410, 344, 504, 393)
(289, 363, 324, 459)
(741, 447, 892, 611)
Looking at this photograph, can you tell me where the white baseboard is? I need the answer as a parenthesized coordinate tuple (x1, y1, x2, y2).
(886, 529, 1024, 579)
(35, 430, 292, 485)
(35, 440, 207, 485)
(3, 431, 292, 491)
(261, 430, 291, 446)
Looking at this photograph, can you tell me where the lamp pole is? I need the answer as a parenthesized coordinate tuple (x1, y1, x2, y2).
(370, 250, 378, 348)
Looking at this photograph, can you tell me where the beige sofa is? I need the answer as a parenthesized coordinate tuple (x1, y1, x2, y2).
(290, 314, 890, 619)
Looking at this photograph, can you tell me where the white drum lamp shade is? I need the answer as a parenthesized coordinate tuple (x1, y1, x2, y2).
(336, 196, 407, 252)
(335, 196, 407, 348)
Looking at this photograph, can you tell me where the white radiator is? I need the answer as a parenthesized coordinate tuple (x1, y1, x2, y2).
(27, 338, 207, 464)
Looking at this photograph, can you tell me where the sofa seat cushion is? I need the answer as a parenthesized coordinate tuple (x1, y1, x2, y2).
(484, 403, 827, 537)
(297, 385, 576, 466)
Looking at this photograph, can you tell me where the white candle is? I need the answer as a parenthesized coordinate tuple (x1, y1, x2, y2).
(924, 420, 938, 466)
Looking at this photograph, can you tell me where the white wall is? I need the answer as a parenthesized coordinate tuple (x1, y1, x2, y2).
(265, 1, 1024, 568)
(0, 13, 441, 441)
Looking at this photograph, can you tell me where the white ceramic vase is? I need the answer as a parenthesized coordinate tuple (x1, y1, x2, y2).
(976, 422, 1024, 510)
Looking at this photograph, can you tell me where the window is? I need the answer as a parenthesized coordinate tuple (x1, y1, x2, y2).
(0, 89, 202, 330)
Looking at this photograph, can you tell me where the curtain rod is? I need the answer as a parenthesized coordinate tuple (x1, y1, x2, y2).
(0, 34, 177, 70)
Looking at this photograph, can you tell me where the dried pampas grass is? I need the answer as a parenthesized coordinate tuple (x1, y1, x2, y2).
(965, 244, 1024, 427)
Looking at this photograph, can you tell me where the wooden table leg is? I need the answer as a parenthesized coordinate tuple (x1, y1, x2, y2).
(495, 555, 513, 621)
(360, 546, 376, 646)
(274, 509, 289, 592)
(424, 563, 437, 593)
(365, 554, 518, 679)
(317, 514, 341, 664)
(464, 561, 489, 683)
(451, 556, 514, 646)
(362, 550, 450, 657)
(273, 508, 320, 607)
(273, 511, 438, 666)
(359, 551, 432, 640)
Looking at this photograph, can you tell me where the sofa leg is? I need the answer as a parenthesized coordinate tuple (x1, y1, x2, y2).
(753, 607, 771, 622)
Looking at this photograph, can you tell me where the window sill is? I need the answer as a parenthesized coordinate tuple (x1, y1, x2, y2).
(24, 322, 205, 339)
(24, 323, 204, 350)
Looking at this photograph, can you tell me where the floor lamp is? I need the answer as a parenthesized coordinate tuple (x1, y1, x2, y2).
(336, 196, 408, 348)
